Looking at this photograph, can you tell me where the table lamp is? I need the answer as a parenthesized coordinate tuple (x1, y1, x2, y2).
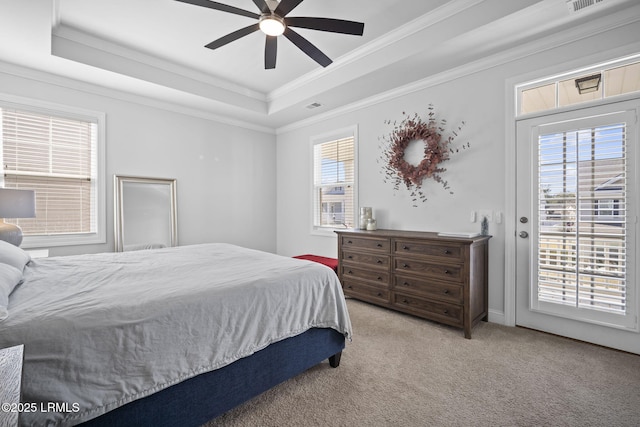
(0, 188, 36, 246)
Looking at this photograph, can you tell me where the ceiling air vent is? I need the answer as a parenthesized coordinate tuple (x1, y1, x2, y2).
(566, 0, 606, 14)
(306, 102, 323, 110)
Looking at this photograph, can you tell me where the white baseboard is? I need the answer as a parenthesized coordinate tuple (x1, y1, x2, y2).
(487, 309, 506, 325)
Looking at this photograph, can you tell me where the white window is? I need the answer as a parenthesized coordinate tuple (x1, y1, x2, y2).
(0, 95, 105, 248)
(311, 126, 357, 234)
(518, 56, 640, 116)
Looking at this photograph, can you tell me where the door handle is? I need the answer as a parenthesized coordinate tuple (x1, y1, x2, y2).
(519, 231, 529, 238)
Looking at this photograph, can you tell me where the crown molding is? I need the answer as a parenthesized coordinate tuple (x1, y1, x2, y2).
(276, 4, 640, 135)
(0, 59, 275, 135)
(266, 0, 484, 103)
(52, 24, 267, 104)
(3, 2, 638, 137)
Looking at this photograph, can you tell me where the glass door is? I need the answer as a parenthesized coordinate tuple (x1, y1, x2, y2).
(515, 101, 639, 353)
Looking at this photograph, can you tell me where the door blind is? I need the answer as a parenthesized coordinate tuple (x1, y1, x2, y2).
(1, 107, 97, 235)
(537, 123, 627, 314)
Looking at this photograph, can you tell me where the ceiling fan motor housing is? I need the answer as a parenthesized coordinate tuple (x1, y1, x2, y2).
(265, 0, 281, 11)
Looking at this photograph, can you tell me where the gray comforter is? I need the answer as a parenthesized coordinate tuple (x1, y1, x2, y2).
(0, 243, 352, 426)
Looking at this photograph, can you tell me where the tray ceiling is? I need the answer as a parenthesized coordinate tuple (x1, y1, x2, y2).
(0, 0, 638, 131)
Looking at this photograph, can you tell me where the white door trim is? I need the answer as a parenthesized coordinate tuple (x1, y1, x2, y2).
(504, 45, 640, 328)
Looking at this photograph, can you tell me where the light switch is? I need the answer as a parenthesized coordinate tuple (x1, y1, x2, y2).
(470, 211, 477, 223)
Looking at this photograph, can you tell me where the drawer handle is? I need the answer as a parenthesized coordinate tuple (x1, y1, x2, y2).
(377, 276, 382, 281)
(377, 292, 382, 297)
(348, 255, 353, 259)
(347, 285, 352, 289)
(443, 289, 450, 294)
(376, 259, 383, 264)
(443, 309, 449, 314)
(403, 245, 409, 250)
(376, 243, 383, 247)
(347, 240, 353, 244)
(402, 299, 409, 304)
(444, 250, 451, 254)
(348, 270, 353, 274)
(403, 282, 410, 286)
(444, 269, 451, 275)
(403, 263, 410, 268)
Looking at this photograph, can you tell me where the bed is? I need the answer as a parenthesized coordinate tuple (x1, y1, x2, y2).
(0, 241, 352, 426)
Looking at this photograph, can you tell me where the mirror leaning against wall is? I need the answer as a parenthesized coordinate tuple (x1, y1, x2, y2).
(113, 175, 177, 252)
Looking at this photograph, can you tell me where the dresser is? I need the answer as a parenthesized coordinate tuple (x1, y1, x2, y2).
(335, 229, 490, 338)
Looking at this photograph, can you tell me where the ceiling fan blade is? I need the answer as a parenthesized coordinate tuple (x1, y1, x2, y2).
(286, 17, 364, 36)
(252, 0, 270, 14)
(283, 27, 332, 67)
(265, 36, 277, 69)
(175, 0, 260, 19)
(205, 23, 260, 50)
(274, 0, 304, 17)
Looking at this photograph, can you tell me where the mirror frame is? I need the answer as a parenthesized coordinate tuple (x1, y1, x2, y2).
(113, 175, 178, 252)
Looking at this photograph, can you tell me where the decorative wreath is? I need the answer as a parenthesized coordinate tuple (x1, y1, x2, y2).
(378, 105, 468, 206)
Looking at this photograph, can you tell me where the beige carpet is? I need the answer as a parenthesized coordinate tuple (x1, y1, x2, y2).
(204, 299, 640, 427)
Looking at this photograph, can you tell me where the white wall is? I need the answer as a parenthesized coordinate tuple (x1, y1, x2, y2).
(2, 17, 637, 321)
(0, 69, 277, 256)
(275, 21, 640, 322)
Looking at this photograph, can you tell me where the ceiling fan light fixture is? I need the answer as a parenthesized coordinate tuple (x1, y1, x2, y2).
(259, 15, 286, 36)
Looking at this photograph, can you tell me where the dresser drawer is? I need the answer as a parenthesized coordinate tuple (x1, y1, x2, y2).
(335, 229, 490, 339)
(394, 240, 464, 262)
(341, 265, 389, 285)
(393, 274, 463, 303)
(394, 257, 464, 282)
(392, 292, 463, 325)
(341, 236, 390, 253)
(342, 251, 390, 269)
(343, 279, 389, 303)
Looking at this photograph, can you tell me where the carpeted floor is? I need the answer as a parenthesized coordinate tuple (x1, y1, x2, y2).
(204, 299, 640, 427)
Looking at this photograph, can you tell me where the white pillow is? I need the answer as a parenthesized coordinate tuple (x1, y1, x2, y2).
(0, 263, 23, 321)
(0, 240, 31, 271)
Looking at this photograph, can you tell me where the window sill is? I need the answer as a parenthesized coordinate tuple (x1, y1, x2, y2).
(21, 232, 106, 249)
(311, 228, 345, 237)
(24, 249, 49, 259)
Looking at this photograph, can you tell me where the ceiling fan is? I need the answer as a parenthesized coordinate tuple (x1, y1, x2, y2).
(175, 0, 365, 69)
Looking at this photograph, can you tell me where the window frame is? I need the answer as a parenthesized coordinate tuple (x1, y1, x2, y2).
(310, 125, 358, 237)
(0, 93, 106, 248)
(516, 54, 640, 118)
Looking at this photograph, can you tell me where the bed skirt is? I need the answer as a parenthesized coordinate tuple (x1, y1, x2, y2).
(80, 327, 346, 426)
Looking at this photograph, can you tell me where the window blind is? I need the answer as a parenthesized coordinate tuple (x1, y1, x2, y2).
(313, 136, 355, 229)
(537, 123, 627, 314)
(1, 108, 97, 236)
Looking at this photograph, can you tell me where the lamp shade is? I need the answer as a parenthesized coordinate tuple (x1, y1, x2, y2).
(0, 188, 36, 219)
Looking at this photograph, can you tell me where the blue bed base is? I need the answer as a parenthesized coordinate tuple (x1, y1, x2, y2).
(80, 328, 345, 427)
